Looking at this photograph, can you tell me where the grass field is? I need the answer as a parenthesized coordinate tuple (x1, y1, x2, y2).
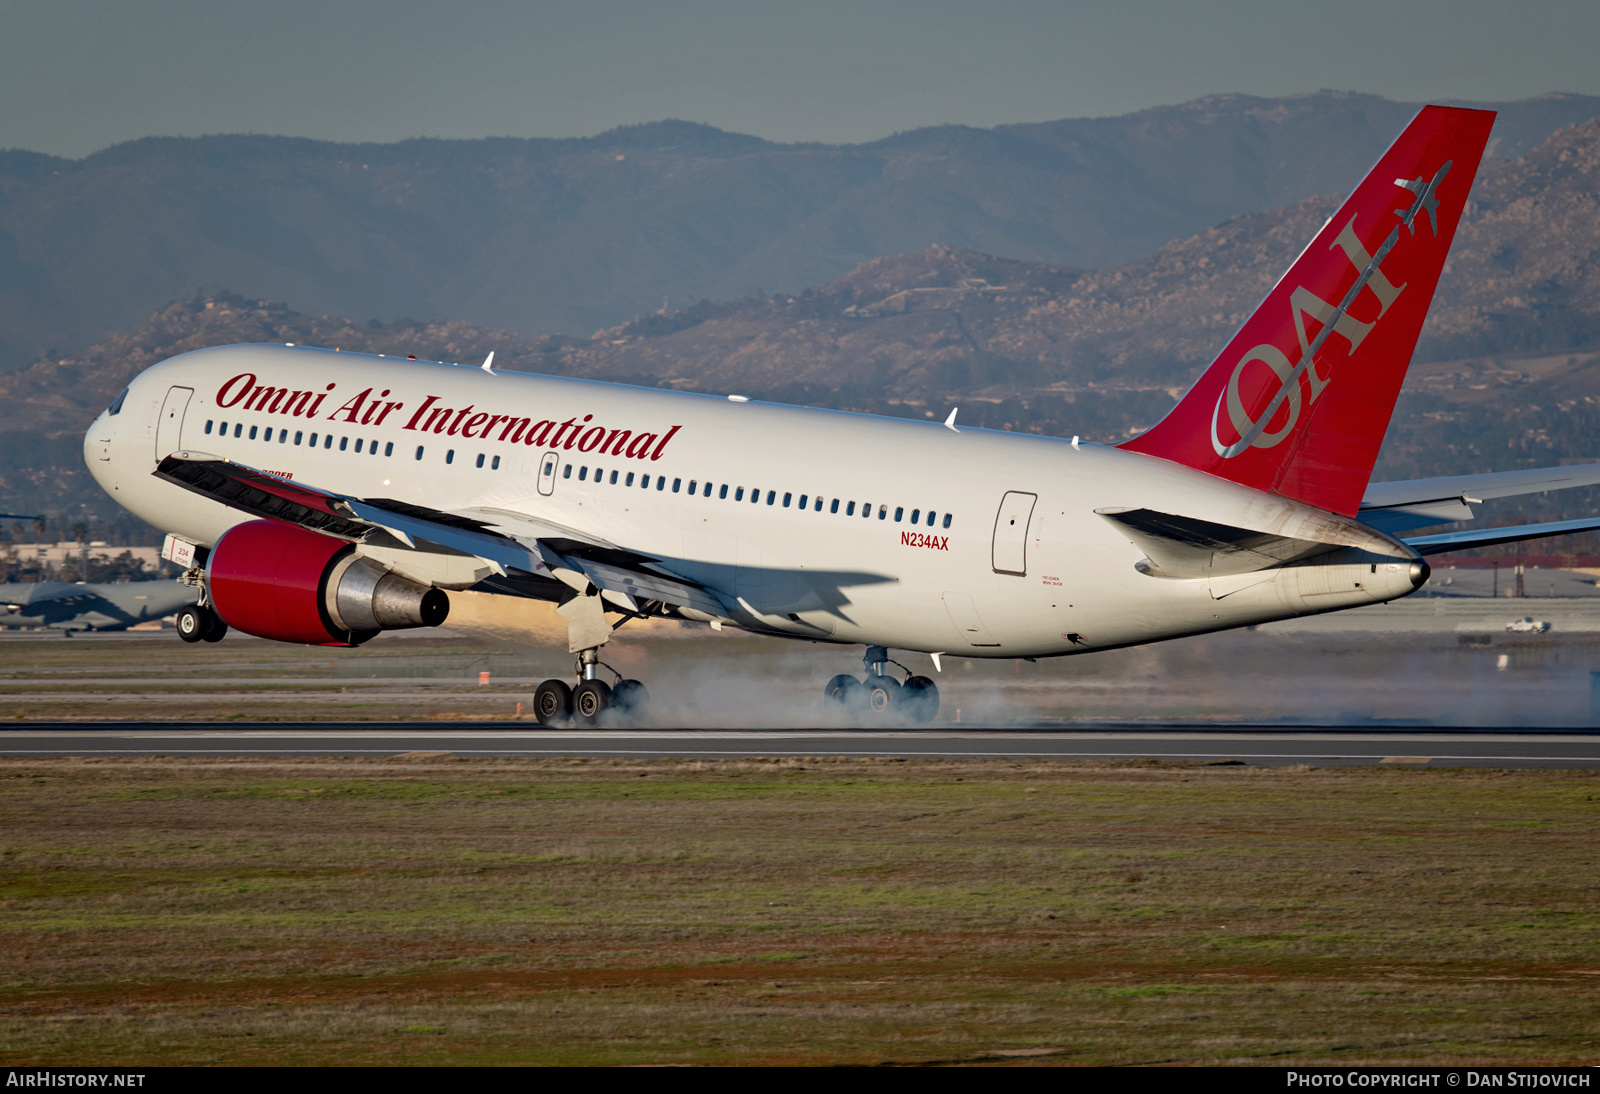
(1, 756, 1596, 1066)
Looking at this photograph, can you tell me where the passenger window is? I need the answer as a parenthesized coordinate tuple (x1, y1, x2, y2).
(339, 437, 347, 451)
(673, 478, 681, 493)
(205, 420, 213, 434)
(354, 439, 363, 453)
(814, 497, 822, 511)
(294, 431, 303, 445)
(263, 427, 273, 442)
(831, 499, 839, 514)
(879, 505, 887, 520)
(384, 442, 393, 457)
(735, 487, 744, 501)
(321, 434, 330, 448)
(927, 511, 935, 527)
(235, 424, 243, 438)
(910, 508, 918, 523)
(610, 470, 618, 484)
(415, 446, 424, 460)
(447, 449, 455, 465)
(626, 472, 635, 487)
(577, 465, 586, 479)
(657, 477, 666, 491)
(942, 513, 952, 529)
(783, 493, 792, 508)
(308, 433, 317, 446)
(689, 480, 697, 494)
(480, 454, 489, 470)
(766, 490, 775, 505)
(704, 483, 713, 497)
(492, 455, 500, 470)
(249, 426, 259, 440)
(846, 501, 855, 516)
(562, 463, 570, 478)
(798, 494, 807, 508)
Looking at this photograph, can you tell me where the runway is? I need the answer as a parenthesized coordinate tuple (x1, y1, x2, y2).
(3, 723, 1600, 768)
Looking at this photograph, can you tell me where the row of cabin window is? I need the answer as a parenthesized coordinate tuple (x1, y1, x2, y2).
(205, 419, 392, 456)
(561, 462, 954, 530)
(205, 418, 513, 470)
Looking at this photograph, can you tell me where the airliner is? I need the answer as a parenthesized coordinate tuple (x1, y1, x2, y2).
(83, 106, 1600, 725)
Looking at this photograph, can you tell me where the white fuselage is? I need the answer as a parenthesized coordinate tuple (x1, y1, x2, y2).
(85, 344, 1424, 658)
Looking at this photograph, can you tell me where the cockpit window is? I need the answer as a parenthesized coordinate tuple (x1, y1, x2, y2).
(107, 389, 128, 416)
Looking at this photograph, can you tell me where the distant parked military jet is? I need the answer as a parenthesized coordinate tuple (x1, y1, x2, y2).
(1, 580, 199, 633)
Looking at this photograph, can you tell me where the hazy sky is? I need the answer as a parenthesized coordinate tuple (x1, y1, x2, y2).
(5, 0, 1599, 158)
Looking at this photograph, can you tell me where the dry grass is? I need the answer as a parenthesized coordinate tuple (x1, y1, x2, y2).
(1, 756, 1597, 1065)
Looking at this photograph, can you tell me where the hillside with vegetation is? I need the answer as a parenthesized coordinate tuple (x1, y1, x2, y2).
(1, 92, 1595, 371)
(5, 117, 1598, 551)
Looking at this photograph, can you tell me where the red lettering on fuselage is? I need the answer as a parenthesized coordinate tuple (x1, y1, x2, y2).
(214, 370, 686, 457)
(900, 531, 949, 551)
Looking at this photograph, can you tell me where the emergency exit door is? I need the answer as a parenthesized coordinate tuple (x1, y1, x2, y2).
(991, 491, 1037, 575)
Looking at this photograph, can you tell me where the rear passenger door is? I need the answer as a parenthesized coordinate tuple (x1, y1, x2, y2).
(991, 491, 1037, 575)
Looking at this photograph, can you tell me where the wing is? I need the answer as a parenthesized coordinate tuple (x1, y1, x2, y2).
(1361, 461, 1600, 534)
(154, 452, 735, 621)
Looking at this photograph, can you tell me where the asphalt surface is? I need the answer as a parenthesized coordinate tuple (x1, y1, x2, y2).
(3, 723, 1600, 768)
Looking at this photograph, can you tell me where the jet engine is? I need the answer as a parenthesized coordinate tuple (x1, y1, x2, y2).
(208, 519, 449, 646)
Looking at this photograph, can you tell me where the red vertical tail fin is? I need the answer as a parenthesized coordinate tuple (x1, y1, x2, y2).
(1118, 106, 1495, 516)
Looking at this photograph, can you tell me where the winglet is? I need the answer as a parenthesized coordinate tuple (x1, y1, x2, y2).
(944, 408, 959, 432)
(481, 351, 495, 374)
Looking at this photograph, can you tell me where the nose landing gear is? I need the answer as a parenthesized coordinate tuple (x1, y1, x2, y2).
(175, 603, 228, 643)
(532, 648, 650, 727)
(825, 646, 939, 723)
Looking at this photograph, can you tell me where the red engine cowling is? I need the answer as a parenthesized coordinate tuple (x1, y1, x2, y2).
(208, 520, 449, 646)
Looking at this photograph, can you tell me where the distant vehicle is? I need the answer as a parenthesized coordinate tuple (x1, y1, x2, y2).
(1, 579, 199, 633)
(1505, 617, 1551, 634)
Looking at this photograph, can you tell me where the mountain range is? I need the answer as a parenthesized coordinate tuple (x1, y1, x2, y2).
(4, 96, 1598, 552)
(2, 91, 1598, 372)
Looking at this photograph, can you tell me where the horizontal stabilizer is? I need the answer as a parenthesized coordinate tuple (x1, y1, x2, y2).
(1361, 461, 1600, 533)
(1097, 507, 1344, 578)
(1404, 516, 1600, 556)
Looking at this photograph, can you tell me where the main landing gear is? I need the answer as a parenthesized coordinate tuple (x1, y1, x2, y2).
(532, 647, 650, 727)
(824, 645, 939, 723)
(175, 603, 228, 643)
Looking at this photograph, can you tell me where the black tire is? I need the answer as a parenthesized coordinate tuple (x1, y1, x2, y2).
(175, 605, 206, 643)
(573, 679, 612, 726)
(824, 673, 863, 710)
(533, 679, 573, 726)
(610, 679, 649, 719)
(902, 676, 940, 723)
(201, 611, 228, 643)
(865, 676, 902, 716)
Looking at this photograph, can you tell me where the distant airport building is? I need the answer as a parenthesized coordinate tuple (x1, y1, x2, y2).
(3, 542, 162, 570)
